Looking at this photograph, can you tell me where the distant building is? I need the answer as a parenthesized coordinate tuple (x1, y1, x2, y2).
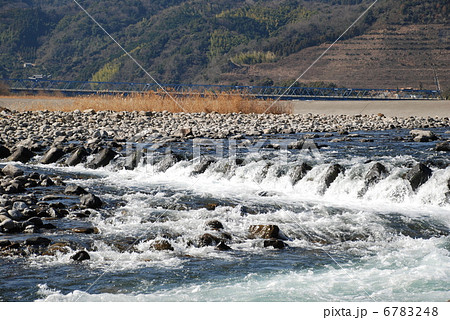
(28, 74, 51, 80)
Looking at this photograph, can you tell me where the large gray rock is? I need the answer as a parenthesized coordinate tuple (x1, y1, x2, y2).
(365, 162, 387, 185)
(40, 147, 65, 164)
(64, 185, 87, 195)
(124, 150, 142, 170)
(290, 163, 312, 185)
(435, 141, 450, 152)
(0, 218, 17, 231)
(25, 237, 51, 246)
(206, 220, 224, 230)
(156, 154, 180, 172)
(2, 164, 24, 177)
(249, 225, 281, 239)
(8, 146, 35, 163)
(192, 157, 215, 175)
(410, 130, 438, 142)
(66, 147, 88, 166)
(323, 164, 344, 188)
(406, 163, 432, 191)
(88, 148, 117, 169)
(80, 193, 102, 209)
(198, 233, 221, 247)
(152, 240, 174, 251)
(71, 250, 90, 262)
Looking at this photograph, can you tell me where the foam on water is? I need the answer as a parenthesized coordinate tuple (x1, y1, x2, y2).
(36, 236, 450, 302)
(11, 135, 449, 301)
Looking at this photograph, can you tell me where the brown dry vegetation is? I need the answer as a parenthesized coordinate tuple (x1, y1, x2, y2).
(0, 92, 290, 114)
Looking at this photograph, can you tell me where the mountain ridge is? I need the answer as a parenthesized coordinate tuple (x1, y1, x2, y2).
(0, 0, 448, 91)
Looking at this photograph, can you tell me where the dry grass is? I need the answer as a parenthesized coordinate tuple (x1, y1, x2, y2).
(0, 91, 291, 114)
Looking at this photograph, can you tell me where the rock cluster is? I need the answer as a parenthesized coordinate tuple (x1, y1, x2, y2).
(0, 110, 448, 147)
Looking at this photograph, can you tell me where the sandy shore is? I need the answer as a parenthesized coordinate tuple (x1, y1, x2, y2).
(290, 100, 450, 117)
(0, 97, 76, 112)
(1, 96, 449, 117)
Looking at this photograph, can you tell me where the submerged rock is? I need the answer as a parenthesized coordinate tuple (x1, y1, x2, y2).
(206, 220, 224, 230)
(198, 233, 220, 247)
(71, 227, 99, 234)
(406, 163, 432, 191)
(215, 241, 232, 251)
(263, 240, 286, 249)
(152, 240, 174, 251)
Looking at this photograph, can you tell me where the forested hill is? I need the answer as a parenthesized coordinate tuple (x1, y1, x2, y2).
(0, 0, 448, 90)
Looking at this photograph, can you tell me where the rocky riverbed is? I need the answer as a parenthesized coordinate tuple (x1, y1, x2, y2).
(1, 107, 450, 287)
(0, 108, 449, 144)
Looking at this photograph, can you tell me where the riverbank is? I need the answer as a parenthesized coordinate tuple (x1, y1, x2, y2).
(0, 107, 449, 146)
(291, 100, 450, 117)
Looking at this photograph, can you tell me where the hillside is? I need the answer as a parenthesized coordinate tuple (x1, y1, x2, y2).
(0, 0, 448, 90)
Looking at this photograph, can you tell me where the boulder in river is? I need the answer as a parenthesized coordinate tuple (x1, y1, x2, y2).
(263, 240, 286, 249)
(290, 163, 312, 185)
(215, 241, 232, 251)
(156, 154, 181, 172)
(406, 163, 432, 191)
(365, 162, 387, 185)
(124, 150, 142, 170)
(66, 147, 88, 166)
(80, 193, 102, 209)
(71, 227, 99, 234)
(192, 157, 215, 175)
(323, 164, 344, 188)
(88, 148, 117, 169)
(40, 147, 65, 164)
(64, 185, 88, 195)
(25, 237, 51, 246)
(206, 220, 224, 231)
(435, 141, 450, 152)
(199, 233, 220, 247)
(8, 146, 35, 163)
(2, 164, 24, 177)
(71, 250, 90, 262)
(249, 225, 281, 239)
(410, 130, 438, 142)
(153, 240, 174, 251)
